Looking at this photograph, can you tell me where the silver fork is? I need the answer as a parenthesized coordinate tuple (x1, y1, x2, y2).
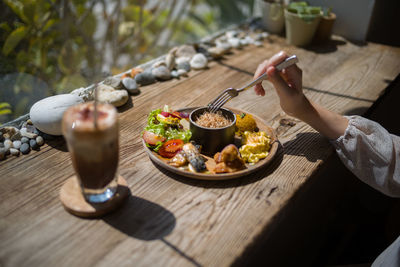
(207, 55, 299, 112)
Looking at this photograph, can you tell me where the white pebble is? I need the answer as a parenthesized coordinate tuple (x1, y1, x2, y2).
(3, 139, 12, 150)
(177, 69, 188, 77)
(12, 140, 21, 149)
(228, 38, 241, 48)
(175, 57, 190, 65)
(20, 127, 38, 139)
(36, 136, 44, 146)
(190, 53, 208, 70)
(245, 36, 254, 44)
(10, 148, 19, 156)
(240, 39, 249, 46)
(97, 84, 129, 107)
(225, 30, 238, 39)
(30, 94, 84, 135)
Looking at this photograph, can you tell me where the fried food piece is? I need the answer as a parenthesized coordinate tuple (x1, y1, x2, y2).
(183, 142, 206, 172)
(168, 150, 187, 167)
(213, 144, 245, 173)
(235, 113, 257, 136)
(168, 142, 206, 172)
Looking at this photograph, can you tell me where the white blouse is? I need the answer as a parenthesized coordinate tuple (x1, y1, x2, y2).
(332, 115, 400, 266)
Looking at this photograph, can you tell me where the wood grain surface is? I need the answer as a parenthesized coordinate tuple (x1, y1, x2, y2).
(1, 35, 399, 267)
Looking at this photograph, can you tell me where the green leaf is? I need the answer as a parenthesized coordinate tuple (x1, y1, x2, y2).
(56, 74, 87, 94)
(14, 96, 29, 118)
(57, 40, 85, 75)
(0, 22, 12, 33)
(2, 26, 29, 56)
(3, 0, 29, 23)
(23, 2, 35, 24)
(15, 50, 30, 73)
(37, 12, 51, 29)
(81, 13, 97, 37)
(0, 103, 11, 109)
(42, 19, 57, 32)
(0, 110, 12, 115)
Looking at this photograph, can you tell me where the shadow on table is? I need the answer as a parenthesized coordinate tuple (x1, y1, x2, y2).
(103, 194, 202, 266)
(215, 60, 254, 77)
(343, 106, 370, 116)
(117, 95, 134, 113)
(282, 132, 332, 163)
(303, 86, 374, 103)
(153, 143, 284, 189)
(304, 39, 347, 54)
(103, 195, 175, 240)
(45, 136, 68, 152)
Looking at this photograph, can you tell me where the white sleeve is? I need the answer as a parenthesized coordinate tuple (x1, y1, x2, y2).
(331, 116, 400, 197)
(372, 235, 400, 267)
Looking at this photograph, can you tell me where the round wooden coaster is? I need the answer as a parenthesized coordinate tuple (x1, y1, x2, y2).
(60, 175, 129, 218)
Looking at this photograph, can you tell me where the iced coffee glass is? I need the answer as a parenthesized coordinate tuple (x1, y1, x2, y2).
(62, 102, 119, 203)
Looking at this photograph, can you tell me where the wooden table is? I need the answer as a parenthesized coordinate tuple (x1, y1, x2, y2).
(1, 35, 399, 267)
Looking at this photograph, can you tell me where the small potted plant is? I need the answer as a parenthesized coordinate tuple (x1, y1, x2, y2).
(259, 0, 285, 34)
(284, 2, 321, 46)
(313, 7, 336, 44)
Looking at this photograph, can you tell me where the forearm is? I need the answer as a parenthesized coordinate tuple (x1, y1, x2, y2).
(295, 97, 349, 140)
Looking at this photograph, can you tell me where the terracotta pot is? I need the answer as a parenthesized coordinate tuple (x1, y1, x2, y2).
(260, 1, 285, 34)
(313, 12, 336, 44)
(284, 9, 321, 46)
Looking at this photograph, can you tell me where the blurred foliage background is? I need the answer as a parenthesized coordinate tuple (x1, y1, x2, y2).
(0, 0, 255, 124)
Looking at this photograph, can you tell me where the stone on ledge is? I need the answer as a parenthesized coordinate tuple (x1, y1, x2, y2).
(122, 77, 139, 95)
(135, 71, 156, 86)
(103, 76, 123, 89)
(152, 66, 171, 81)
(71, 87, 93, 101)
(97, 84, 129, 107)
(0, 127, 19, 140)
(20, 127, 38, 139)
(177, 69, 188, 77)
(208, 47, 226, 59)
(190, 53, 208, 70)
(177, 61, 191, 72)
(30, 94, 84, 136)
(175, 45, 197, 59)
(166, 53, 175, 70)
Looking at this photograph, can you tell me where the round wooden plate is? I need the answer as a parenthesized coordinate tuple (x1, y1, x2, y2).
(143, 107, 279, 180)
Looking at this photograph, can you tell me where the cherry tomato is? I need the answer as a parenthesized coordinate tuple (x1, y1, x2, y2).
(158, 139, 184, 158)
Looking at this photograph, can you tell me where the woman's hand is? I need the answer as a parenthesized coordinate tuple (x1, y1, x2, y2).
(254, 51, 349, 140)
(253, 51, 310, 119)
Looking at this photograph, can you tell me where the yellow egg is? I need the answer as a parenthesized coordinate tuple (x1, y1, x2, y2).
(239, 131, 271, 163)
(157, 114, 180, 125)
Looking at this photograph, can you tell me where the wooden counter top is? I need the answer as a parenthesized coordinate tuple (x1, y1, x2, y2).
(1, 35, 399, 267)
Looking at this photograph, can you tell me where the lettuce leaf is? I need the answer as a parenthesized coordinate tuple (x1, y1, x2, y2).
(146, 141, 164, 152)
(165, 127, 192, 143)
(144, 107, 192, 152)
(144, 108, 165, 136)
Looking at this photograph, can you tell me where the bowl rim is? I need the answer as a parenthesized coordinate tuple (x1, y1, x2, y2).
(189, 107, 237, 130)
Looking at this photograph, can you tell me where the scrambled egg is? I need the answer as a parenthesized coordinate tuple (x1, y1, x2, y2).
(239, 131, 271, 163)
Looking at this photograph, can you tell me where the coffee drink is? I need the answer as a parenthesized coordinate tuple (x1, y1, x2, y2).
(62, 102, 119, 203)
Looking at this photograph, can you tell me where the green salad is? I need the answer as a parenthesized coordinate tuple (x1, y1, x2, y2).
(143, 105, 191, 152)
